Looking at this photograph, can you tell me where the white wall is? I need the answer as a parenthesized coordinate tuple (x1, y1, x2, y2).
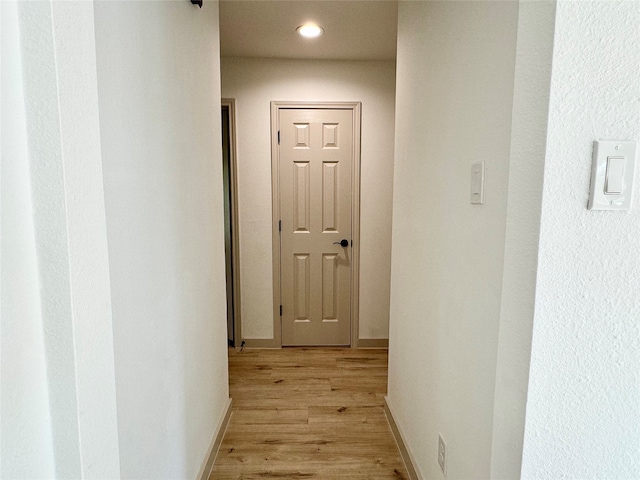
(522, 1, 640, 478)
(2, 1, 229, 476)
(0, 2, 55, 477)
(4, 0, 122, 476)
(387, 2, 519, 478)
(221, 57, 396, 341)
(94, 1, 229, 478)
(490, 2, 555, 478)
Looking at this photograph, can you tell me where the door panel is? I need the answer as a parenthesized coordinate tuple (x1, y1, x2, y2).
(293, 253, 310, 321)
(279, 108, 353, 346)
(293, 161, 310, 231)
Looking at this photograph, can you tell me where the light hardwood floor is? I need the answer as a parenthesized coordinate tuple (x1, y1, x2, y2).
(210, 348, 409, 480)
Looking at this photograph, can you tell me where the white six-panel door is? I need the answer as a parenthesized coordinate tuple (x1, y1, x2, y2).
(278, 107, 355, 346)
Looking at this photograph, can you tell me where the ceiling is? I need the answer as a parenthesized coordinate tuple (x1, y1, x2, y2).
(219, 1, 398, 61)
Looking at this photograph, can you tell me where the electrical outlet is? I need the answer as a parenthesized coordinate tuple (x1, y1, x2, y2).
(438, 433, 447, 476)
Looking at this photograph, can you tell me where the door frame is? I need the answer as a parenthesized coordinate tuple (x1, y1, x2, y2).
(221, 98, 242, 346)
(270, 101, 362, 348)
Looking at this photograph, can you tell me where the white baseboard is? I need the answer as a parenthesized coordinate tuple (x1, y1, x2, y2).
(238, 338, 280, 349)
(197, 398, 233, 480)
(384, 397, 422, 480)
(238, 338, 389, 349)
(357, 338, 389, 348)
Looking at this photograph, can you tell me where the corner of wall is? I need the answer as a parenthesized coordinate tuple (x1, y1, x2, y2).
(490, 1, 556, 478)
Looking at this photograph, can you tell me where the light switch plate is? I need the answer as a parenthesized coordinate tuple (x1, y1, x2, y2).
(438, 433, 447, 476)
(588, 140, 637, 210)
(470, 161, 485, 205)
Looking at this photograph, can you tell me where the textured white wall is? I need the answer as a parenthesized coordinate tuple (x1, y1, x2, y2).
(0, 2, 55, 477)
(221, 58, 396, 340)
(95, 1, 229, 478)
(14, 3, 83, 474)
(387, 2, 518, 478)
(49, 2, 122, 474)
(7, 0, 121, 476)
(522, 2, 640, 478)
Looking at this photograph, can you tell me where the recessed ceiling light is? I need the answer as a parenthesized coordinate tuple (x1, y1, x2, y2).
(297, 23, 324, 39)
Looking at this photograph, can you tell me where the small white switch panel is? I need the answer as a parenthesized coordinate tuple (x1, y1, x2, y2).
(470, 161, 485, 205)
(438, 433, 447, 476)
(588, 140, 637, 210)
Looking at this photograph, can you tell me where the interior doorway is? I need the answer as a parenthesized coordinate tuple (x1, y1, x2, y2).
(221, 99, 241, 346)
(271, 102, 362, 346)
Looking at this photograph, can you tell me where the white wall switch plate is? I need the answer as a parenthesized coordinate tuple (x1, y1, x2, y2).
(438, 433, 447, 475)
(588, 140, 637, 210)
(470, 161, 485, 205)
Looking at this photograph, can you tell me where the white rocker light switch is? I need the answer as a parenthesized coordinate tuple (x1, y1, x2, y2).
(588, 140, 637, 211)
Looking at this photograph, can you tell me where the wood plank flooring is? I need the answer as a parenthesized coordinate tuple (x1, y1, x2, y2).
(210, 348, 409, 480)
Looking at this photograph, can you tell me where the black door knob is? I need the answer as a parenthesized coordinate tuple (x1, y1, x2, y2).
(333, 239, 349, 247)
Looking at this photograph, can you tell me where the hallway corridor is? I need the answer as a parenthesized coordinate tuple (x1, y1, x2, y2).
(210, 348, 409, 479)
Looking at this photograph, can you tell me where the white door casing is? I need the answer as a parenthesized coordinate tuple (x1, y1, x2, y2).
(271, 102, 361, 347)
